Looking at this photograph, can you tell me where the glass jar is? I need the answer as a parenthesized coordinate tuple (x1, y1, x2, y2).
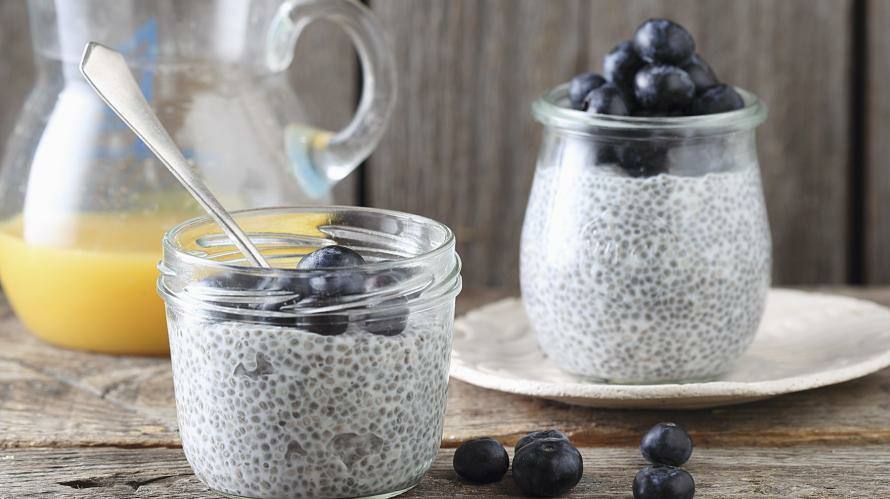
(520, 84, 770, 384)
(158, 207, 461, 499)
(0, 0, 395, 354)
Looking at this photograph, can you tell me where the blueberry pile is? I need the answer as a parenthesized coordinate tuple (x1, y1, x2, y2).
(198, 244, 408, 337)
(567, 19, 745, 177)
(633, 423, 696, 499)
(453, 430, 583, 497)
(570, 19, 742, 118)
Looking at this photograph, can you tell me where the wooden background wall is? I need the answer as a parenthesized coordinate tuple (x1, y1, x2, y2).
(0, 0, 887, 290)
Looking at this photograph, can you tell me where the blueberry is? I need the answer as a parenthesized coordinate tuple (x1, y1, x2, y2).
(514, 429, 570, 454)
(687, 84, 744, 115)
(452, 437, 509, 484)
(362, 269, 409, 336)
(512, 438, 583, 497)
(617, 141, 668, 177)
(304, 270, 364, 297)
(640, 423, 693, 466)
(363, 268, 409, 293)
(634, 65, 695, 112)
(604, 40, 644, 96)
(295, 294, 349, 336)
(364, 295, 408, 336)
(680, 54, 719, 93)
(633, 19, 695, 65)
(633, 465, 695, 499)
(583, 83, 631, 116)
(569, 72, 606, 110)
(297, 245, 365, 269)
(298, 245, 366, 297)
(593, 142, 619, 166)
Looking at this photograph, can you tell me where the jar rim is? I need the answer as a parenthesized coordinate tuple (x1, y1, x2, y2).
(532, 83, 768, 133)
(158, 206, 462, 323)
(161, 205, 457, 274)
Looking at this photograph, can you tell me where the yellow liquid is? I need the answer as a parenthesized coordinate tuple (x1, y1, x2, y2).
(0, 211, 332, 355)
(0, 214, 185, 355)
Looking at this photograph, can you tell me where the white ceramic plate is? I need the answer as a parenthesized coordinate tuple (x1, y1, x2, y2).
(450, 289, 890, 409)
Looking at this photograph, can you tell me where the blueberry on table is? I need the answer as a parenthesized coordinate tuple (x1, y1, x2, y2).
(512, 438, 583, 497)
(583, 83, 631, 116)
(298, 245, 366, 297)
(633, 465, 695, 499)
(634, 65, 695, 112)
(687, 84, 744, 115)
(453, 437, 509, 484)
(604, 40, 644, 96)
(569, 72, 607, 110)
(633, 19, 696, 65)
(640, 423, 693, 466)
(680, 54, 719, 93)
(514, 429, 570, 454)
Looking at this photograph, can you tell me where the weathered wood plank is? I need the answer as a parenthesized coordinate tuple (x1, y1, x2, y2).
(866, 0, 890, 283)
(3, 287, 890, 452)
(367, 0, 852, 287)
(3, 445, 889, 498)
(0, 0, 36, 158)
(365, 0, 587, 288)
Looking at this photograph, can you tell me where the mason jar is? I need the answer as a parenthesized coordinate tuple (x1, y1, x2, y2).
(520, 84, 770, 384)
(158, 207, 461, 499)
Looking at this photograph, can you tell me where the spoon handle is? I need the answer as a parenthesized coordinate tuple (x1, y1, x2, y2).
(79, 42, 270, 268)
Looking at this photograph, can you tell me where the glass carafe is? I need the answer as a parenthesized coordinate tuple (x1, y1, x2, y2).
(0, 0, 395, 354)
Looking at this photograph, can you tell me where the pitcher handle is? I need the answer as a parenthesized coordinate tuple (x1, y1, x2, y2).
(266, 0, 396, 198)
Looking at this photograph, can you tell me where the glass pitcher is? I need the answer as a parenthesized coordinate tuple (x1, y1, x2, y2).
(0, 0, 395, 354)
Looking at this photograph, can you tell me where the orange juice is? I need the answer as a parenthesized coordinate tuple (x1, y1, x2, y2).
(0, 213, 186, 355)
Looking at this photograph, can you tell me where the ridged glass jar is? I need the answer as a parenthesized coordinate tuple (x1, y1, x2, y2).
(158, 206, 461, 499)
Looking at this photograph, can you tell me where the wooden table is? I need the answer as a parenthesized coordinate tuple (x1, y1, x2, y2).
(2, 287, 889, 498)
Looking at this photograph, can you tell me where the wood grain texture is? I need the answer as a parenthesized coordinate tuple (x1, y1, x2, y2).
(866, 0, 890, 283)
(3, 445, 889, 498)
(367, 0, 852, 287)
(3, 287, 890, 452)
(2, 287, 890, 496)
(365, 0, 587, 288)
(0, 0, 36, 161)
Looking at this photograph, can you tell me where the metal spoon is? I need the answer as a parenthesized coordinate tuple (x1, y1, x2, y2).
(79, 42, 271, 268)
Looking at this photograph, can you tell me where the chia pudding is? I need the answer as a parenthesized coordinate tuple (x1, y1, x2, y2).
(523, 20, 771, 382)
(520, 159, 771, 382)
(167, 305, 454, 498)
(159, 207, 461, 499)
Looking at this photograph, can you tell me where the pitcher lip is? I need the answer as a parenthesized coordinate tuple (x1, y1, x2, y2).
(532, 83, 768, 133)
